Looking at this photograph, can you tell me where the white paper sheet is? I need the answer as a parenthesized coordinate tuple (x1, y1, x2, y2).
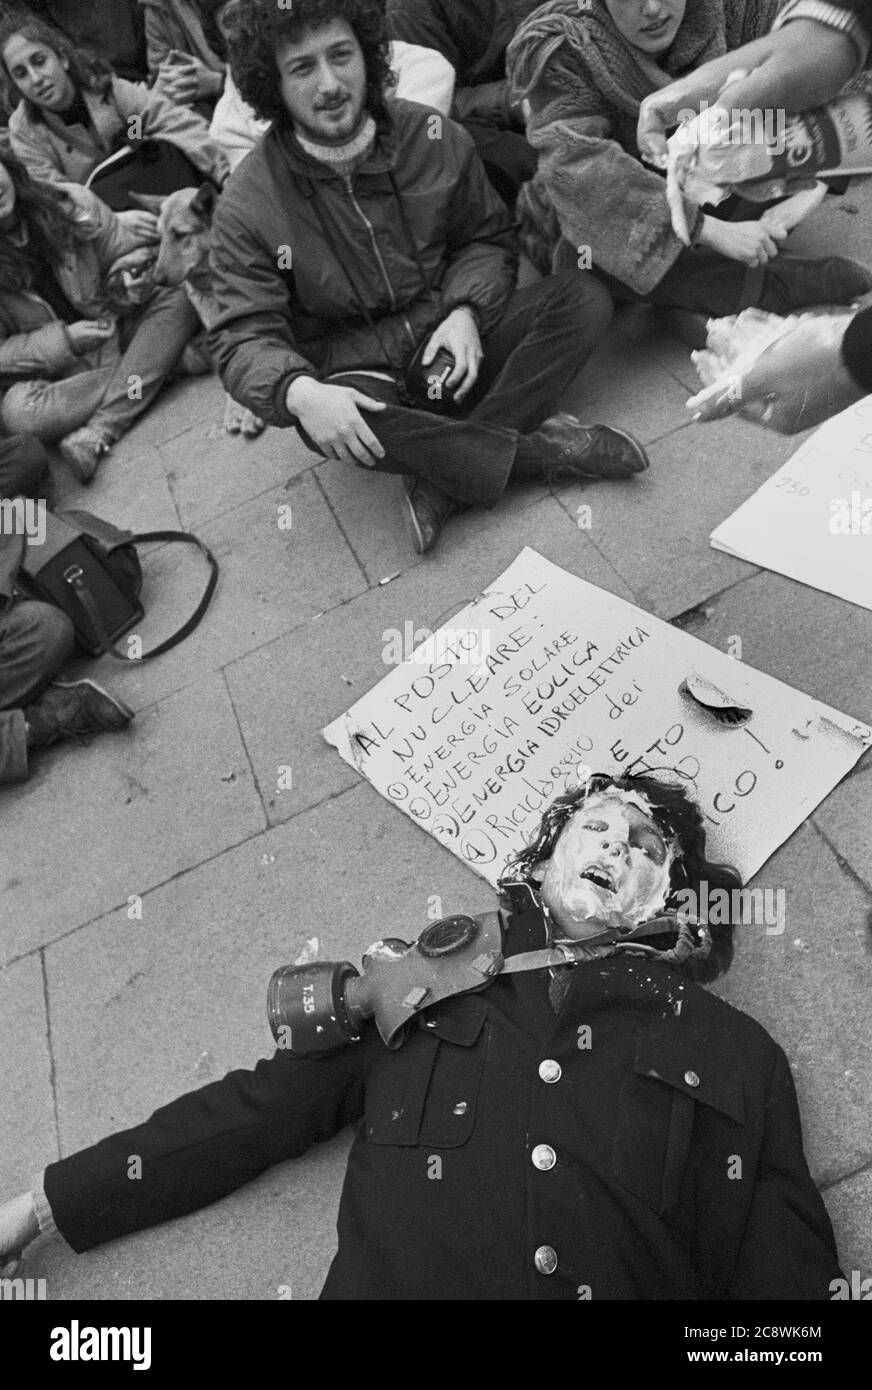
(710, 397, 872, 610)
(323, 550, 871, 888)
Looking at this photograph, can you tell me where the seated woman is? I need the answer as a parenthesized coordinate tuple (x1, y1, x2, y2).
(0, 149, 200, 480)
(507, 0, 872, 319)
(0, 14, 227, 217)
(141, 0, 228, 120)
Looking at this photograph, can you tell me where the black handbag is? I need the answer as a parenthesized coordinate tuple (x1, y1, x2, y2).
(18, 509, 218, 661)
(86, 139, 208, 212)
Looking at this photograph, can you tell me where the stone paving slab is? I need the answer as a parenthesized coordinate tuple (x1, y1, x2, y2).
(50, 440, 183, 537)
(162, 423, 317, 533)
(85, 472, 368, 713)
(108, 375, 230, 461)
(823, 1169, 872, 1283)
(0, 955, 56, 1191)
(684, 569, 872, 731)
(1, 672, 265, 961)
(225, 495, 637, 827)
(559, 323, 696, 443)
(26, 1137, 349, 1301)
(712, 823, 872, 1188)
(813, 761, 872, 891)
(41, 785, 490, 1155)
(554, 413, 806, 618)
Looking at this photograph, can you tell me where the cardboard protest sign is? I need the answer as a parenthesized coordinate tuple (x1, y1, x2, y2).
(323, 549, 871, 888)
(710, 397, 872, 611)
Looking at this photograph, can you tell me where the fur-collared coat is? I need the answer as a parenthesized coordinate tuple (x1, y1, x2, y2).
(507, 0, 780, 291)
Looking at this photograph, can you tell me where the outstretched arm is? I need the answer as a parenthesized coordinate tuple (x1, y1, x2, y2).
(638, 5, 871, 167)
(1, 1045, 365, 1264)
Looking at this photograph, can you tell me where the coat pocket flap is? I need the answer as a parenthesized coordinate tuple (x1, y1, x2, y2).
(634, 1039, 745, 1126)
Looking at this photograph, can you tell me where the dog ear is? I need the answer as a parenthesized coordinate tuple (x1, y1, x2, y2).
(129, 192, 167, 215)
(191, 182, 219, 220)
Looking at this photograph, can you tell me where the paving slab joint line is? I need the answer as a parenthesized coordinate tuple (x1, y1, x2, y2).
(549, 489, 641, 602)
(821, 1154, 872, 1194)
(808, 817, 872, 906)
(163, 456, 321, 533)
(39, 947, 62, 1163)
(4, 783, 366, 968)
(222, 667, 270, 830)
(312, 468, 370, 586)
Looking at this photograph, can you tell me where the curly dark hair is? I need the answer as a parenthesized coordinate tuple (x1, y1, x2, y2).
(223, 0, 394, 129)
(500, 770, 741, 982)
(0, 147, 91, 291)
(0, 13, 112, 114)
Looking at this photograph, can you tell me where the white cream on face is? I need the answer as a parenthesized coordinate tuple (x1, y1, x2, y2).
(538, 790, 676, 939)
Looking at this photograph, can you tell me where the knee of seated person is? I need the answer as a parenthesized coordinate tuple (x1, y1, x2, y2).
(548, 268, 614, 331)
(16, 601, 76, 667)
(2, 435, 52, 494)
(0, 386, 41, 439)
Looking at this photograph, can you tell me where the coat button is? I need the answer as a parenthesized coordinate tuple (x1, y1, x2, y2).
(539, 1059, 562, 1084)
(452, 1101, 468, 1116)
(532, 1143, 557, 1171)
(684, 1070, 700, 1088)
(534, 1244, 558, 1275)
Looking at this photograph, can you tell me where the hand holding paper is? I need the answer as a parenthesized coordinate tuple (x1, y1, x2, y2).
(687, 309, 862, 433)
(665, 91, 872, 242)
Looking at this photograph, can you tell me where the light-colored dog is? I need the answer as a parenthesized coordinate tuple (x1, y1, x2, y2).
(135, 184, 265, 438)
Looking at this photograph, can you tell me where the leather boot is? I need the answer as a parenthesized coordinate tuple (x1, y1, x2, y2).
(26, 680, 134, 748)
(529, 413, 650, 482)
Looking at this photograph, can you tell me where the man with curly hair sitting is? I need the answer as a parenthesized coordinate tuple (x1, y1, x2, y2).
(203, 0, 651, 556)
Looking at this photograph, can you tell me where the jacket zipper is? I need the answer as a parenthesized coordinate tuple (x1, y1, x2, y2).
(343, 173, 416, 349)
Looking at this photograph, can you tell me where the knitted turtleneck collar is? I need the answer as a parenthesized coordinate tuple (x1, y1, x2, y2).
(294, 114, 377, 169)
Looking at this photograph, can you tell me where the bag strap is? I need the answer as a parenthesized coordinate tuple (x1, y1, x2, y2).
(69, 529, 219, 662)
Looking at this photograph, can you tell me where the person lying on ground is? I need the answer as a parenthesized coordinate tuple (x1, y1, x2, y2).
(206, 0, 649, 561)
(0, 149, 201, 480)
(384, 0, 543, 207)
(506, 0, 872, 320)
(0, 770, 842, 1298)
(0, 432, 133, 786)
(0, 13, 228, 216)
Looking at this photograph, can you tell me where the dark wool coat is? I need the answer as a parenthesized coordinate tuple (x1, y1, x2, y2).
(507, 0, 781, 291)
(43, 892, 841, 1300)
(206, 99, 518, 428)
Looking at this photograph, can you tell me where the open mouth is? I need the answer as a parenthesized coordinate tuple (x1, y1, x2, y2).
(579, 865, 617, 894)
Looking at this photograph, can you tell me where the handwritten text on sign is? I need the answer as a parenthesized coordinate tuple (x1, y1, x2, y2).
(323, 551, 871, 888)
